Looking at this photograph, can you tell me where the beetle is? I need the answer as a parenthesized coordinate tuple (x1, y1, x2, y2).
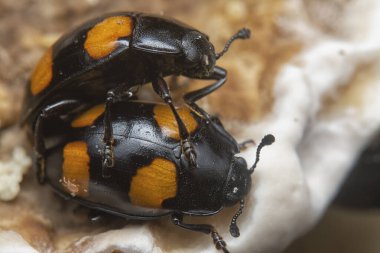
(20, 12, 251, 183)
(42, 100, 274, 253)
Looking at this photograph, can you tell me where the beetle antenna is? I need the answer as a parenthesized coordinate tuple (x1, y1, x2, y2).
(216, 28, 251, 60)
(248, 134, 275, 175)
(229, 199, 245, 237)
(230, 135, 274, 236)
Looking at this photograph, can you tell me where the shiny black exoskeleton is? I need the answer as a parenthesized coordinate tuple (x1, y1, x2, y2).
(43, 101, 274, 253)
(20, 12, 251, 183)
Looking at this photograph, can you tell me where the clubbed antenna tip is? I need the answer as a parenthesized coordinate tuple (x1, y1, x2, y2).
(237, 28, 251, 39)
(229, 134, 274, 238)
(229, 199, 245, 237)
(262, 134, 275, 146)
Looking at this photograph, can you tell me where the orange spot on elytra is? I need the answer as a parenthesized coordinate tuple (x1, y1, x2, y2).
(71, 104, 105, 128)
(30, 47, 53, 95)
(129, 158, 177, 208)
(62, 141, 90, 197)
(84, 16, 133, 59)
(154, 105, 198, 140)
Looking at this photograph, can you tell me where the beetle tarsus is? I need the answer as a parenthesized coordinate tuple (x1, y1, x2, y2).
(211, 231, 229, 253)
(181, 138, 197, 168)
(171, 213, 230, 253)
(102, 143, 114, 178)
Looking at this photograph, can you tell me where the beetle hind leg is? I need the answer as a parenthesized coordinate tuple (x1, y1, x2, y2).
(171, 213, 230, 253)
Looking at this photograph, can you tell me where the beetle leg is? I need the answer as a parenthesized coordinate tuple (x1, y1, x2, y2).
(34, 100, 81, 184)
(238, 139, 255, 151)
(102, 91, 116, 177)
(183, 66, 226, 103)
(171, 213, 230, 253)
(183, 66, 227, 118)
(102, 87, 136, 177)
(152, 77, 197, 168)
(183, 67, 241, 147)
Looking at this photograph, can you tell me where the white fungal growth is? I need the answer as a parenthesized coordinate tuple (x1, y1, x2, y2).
(0, 147, 31, 201)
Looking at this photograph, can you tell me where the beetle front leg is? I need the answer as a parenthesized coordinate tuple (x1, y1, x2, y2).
(34, 100, 81, 184)
(171, 213, 230, 253)
(152, 77, 197, 168)
(183, 66, 227, 118)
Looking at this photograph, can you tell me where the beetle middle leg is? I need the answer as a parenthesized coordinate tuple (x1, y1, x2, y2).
(171, 213, 230, 253)
(102, 86, 138, 177)
(34, 99, 81, 184)
(152, 76, 197, 167)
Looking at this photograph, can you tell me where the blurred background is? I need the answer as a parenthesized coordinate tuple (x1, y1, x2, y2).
(0, 0, 379, 252)
(285, 130, 380, 253)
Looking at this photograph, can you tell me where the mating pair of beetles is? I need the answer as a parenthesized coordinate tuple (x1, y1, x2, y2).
(21, 12, 274, 253)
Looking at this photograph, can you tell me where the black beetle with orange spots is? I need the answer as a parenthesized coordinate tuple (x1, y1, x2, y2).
(20, 12, 251, 183)
(42, 100, 274, 253)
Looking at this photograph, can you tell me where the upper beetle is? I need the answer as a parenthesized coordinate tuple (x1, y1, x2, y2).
(21, 12, 251, 183)
(43, 100, 274, 253)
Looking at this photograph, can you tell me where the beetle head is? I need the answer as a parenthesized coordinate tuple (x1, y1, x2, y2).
(223, 156, 251, 206)
(180, 28, 251, 79)
(223, 134, 275, 207)
(224, 134, 275, 238)
(181, 31, 216, 77)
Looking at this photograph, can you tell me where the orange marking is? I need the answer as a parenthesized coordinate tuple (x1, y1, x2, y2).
(154, 104, 198, 140)
(30, 47, 53, 95)
(62, 141, 90, 197)
(129, 158, 177, 208)
(84, 16, 133, 59)
(71, 104, 105, 128)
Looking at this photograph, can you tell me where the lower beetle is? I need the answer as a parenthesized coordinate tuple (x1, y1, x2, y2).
(43, 101, 274, 253)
